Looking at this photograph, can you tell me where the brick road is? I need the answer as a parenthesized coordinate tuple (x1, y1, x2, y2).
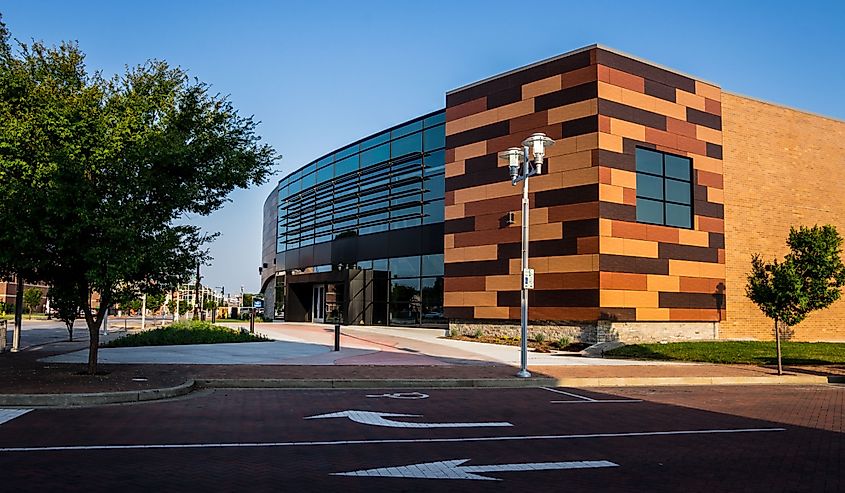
(0, 385, 841, 492)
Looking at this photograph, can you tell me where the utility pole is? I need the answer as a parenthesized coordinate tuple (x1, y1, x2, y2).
(193, 261, 201, 320)
(12, 275, 23, 352)
(174, 288, 180, 322)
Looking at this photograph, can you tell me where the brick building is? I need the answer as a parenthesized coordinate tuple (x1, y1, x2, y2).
(262, 44, 845, 342)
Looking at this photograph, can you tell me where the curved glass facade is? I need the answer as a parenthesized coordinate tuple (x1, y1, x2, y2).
(269, 110, 446, 327)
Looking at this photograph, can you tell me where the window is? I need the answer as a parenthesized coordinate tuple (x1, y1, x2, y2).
(635, 147, 693, 228)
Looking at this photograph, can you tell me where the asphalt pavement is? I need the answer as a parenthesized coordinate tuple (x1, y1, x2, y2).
(0, 384, 841, 492)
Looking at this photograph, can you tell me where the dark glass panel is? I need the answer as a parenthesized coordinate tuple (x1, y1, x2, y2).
(372, 259, 388, 271)
(391, 120, 423, 139)
(391, 132, 423, 158)
(390, 217, 421, 230)
(636, 147, 663, 175)
(636, 197, 664, 224)
(360, 132, 389, 151)
(636, 173, 663, 200)
(361, 143, 390, 168)
(334, 144, 359, 160)
(421, 254, 444, 276)
(316, 165, 333, 184)
(423, 199, 444, 224)
(334, 155, 359, 177)
(389, 255, 421, 278)
(424, 149, 445, 169)
(665, 203, 692, 228)
(665, 154, 691, 181)
(423, 112, 446, 128)
(423, 124, 445, 151)
(665, 178, 692, 204)
(423, 173, 445, 200)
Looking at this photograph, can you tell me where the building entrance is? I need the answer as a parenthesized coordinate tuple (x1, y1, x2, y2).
(312, 284, 325, 323)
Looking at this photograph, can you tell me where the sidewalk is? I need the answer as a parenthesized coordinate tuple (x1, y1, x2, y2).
(0, 321, 842, 400)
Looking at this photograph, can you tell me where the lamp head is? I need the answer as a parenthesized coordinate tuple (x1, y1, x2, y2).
(521, 132, 555, 167)
(498, 147, 524, 180)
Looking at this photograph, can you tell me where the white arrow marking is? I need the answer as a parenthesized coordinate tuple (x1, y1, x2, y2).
(365, 392, 429, 400)
(0, 409, 32, 426)
(333, 458, 619, 481)
(304, 410, 512, 428)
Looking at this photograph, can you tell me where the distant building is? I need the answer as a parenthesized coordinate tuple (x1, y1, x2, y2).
(0, 276, 48, 313)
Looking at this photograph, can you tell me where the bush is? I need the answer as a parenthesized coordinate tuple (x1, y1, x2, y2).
(104, 320, 269, 347)
(533, 333, 546, 343)
(556, 336, 570, 348)
(473, 328, 484, 338)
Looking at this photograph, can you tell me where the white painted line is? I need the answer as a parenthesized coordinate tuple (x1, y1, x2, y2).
(0, 427, 786, 453)
(304, 410, 513, 428)
(333, 458, 619, 481)
(540, 387, 596, 401)
(551, 400, 642, 404)
(365, 392, 429, 400)
(0, 409, 32, 426)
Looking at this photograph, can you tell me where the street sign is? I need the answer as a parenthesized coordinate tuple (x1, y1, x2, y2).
(522, 268, 534, 289)
(333, 458, 619, 481)
(252, 299, 263, 309)
(304, 410, 512, 428)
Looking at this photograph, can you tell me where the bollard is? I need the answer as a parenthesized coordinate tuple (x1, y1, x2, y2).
(334, 324, 340, 351)
(249, 309, 255, 334)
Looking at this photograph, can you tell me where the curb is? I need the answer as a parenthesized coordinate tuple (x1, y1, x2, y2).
(1, 374, 841, 408)
(195, 377, 558, 390)
(0, 380, 196, 407)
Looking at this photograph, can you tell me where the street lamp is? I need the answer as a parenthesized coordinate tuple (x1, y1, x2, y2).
(498, 132, 555, 378)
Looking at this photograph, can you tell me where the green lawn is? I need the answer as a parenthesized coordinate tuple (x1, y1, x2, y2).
(103, 320, 269, 348)
(604, 341, 845, 366)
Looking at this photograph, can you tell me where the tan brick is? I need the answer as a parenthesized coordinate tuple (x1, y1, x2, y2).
(523, 75, 562, 99)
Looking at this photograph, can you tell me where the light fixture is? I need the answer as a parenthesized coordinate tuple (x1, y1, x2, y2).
(497, 132, 555, 378)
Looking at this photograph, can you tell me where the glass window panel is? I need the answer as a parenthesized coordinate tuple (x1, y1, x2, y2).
(316, 165, 333, 184)
(665, 203, 692, 228)
(391, 120, 423, 139)
(359, 200, 388, 213)
(389, 255, 421, 278)
(391, 194, 421, 207)
(636, 197, 664, 224)
(665, 179, 691, 204)
(361, 143, 390, 168)
(421, 277, 444, 320)
(424, 149, 445, 169)
(423, 199, 444, 224)
(301, 171, 316, 190)
(334, 155, 358, 177)
(391, 132, 423, 158)
(422, 254, 444, 276)
(390, 217, 421, 230)
(334, 229, 358, 240)
(636, 147, 663, 175)
(357, 260, 373, 269)
(392, 182, 421, 195)
(359, 223, 388, 235)
(423, 112, 446, 128)
(390, 278, 421, 301)
(423, 125, 446, 151)
(423, 173, 445, 200)
(372, 259, 388, 271)
(315, 234, 332, 244)
(316, 156, 332, 168)
(636, 174, 663, 200)
(334, 144, 358, 161)
(360, 132, 389, 151)
(665, 155, 691, 181)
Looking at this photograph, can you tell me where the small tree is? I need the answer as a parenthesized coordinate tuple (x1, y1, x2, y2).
(746, 225, 845, 374)
(23, 287, 42, 319)
(49, 285, 80, 341)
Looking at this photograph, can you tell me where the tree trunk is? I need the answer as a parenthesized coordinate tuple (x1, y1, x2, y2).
(67, 321, 74, 342)
(87, 321, 99, 374)
(775, 318, 783, 376)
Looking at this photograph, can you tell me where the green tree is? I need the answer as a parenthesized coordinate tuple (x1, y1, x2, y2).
(746, 225, 845, 374)
(23, 287, 42, 318)
(243, 293, 254, 307)
(0, 20, 277, 373)
(48, 285, 80, 341)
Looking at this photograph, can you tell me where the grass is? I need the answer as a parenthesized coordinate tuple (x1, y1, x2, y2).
(604, 341, 845, 366)
(103, 320, 269, 348)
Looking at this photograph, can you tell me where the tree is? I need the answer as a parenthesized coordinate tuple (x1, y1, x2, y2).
(23, 287, 42, 319)
(243, 293, 254, 308)
(746, 225, 845, 374)
(0, 20, 277, 373)
(48, 285, 80, 341)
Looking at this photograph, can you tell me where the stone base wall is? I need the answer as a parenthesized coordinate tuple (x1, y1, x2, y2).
(450, 319, 719, 344)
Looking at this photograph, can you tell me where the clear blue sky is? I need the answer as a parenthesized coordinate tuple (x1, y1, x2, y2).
(5, 1, 844, 294)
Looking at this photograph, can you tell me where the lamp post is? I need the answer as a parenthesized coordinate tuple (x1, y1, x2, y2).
(498, 133, 555, 378)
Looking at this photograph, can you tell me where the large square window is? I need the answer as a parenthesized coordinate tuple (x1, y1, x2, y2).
(635, 147, 693, 229)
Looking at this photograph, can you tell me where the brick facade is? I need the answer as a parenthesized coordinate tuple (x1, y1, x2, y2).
(721, 94, 845, 341)
(443, 46, 727, 331)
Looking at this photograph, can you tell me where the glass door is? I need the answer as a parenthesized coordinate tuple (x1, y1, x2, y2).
(312, 285, 325, 323)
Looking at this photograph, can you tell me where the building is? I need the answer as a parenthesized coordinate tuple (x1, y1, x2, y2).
(0, 276, 48, 314)
(262, 44, 845, 342)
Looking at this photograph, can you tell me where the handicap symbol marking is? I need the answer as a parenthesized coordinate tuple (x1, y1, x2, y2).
(304, 410, 513, 428)
(365, 392, 429, 400)
(333, 458, 619, 480)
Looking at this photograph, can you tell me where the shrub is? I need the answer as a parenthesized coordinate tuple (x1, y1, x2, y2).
(533, 333, 546, 343)
(104, 320, 269, 347)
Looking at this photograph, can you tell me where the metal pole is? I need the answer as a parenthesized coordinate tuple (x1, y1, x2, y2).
(12, 276, 22, 352)
(334, 324, 341, 351)
(517, 151, 531, 378)
(174, 289, 180, 322)
(141, 294, 146, 331)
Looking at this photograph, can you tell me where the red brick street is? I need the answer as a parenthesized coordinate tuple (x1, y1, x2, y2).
(0, 384, 841, 492)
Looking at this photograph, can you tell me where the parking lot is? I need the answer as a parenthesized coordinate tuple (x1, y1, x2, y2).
(0, 385, 842, 492)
